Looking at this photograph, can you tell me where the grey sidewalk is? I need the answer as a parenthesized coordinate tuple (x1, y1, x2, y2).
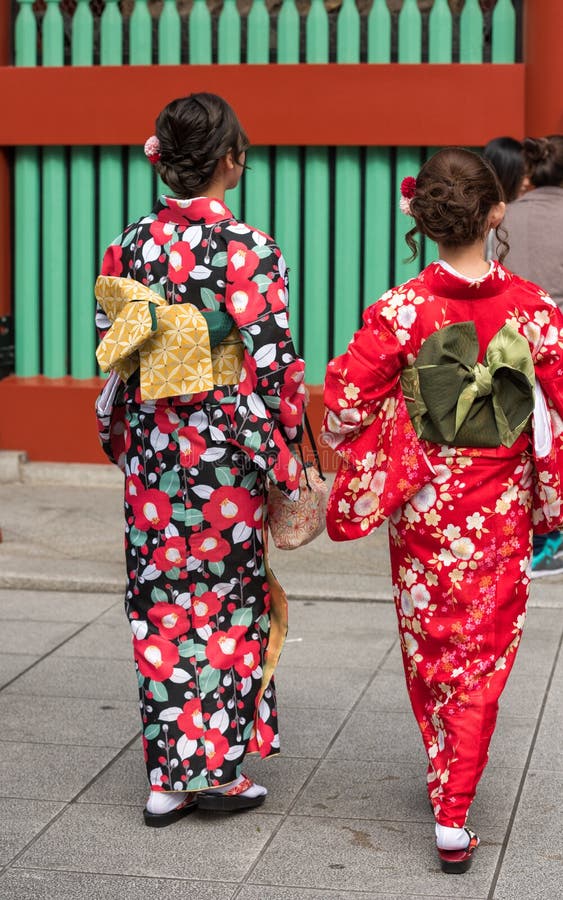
(0, 461, 562, 899)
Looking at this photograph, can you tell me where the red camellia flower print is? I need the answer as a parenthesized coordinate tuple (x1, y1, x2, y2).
(147, 602, 190, 639)
(280, 359, 307, 427)
(155, 406, 181, 434)
(234, 638, 261, 677)
(101, 244, 123, 276)
(189, 528, 231, 562)
(228, 281, 266, 326)
(177, 697, 204, 739)
(192, 591, 222, 627)
(254, 719, 275, 756)
(152, 537, 187, 572)
(203, 728, 230, 769)
(130, 488, 173, 531)
(206, 625, 246, 670)
(202, 486, 261, 531)
(133, 633, 179, 681)
(177, 426, 206, 468)
(168, 241, 197, 284)
(266, 277, 287, 312)
(237, 353, 257, 397)
(149, 219, 176, 246)
(226, 242, 260, 282)
(125, 473, 145, 505)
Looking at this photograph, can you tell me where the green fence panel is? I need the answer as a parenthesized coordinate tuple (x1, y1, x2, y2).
(460, 0, 483, 63)
(99, 1, 124, 266)
(275, 1, 301, 352)
(333, 0, 361, 357)
(42, 0, 67, 378)
(70, 0, 96, 378)
(245, 1, 271, 235)
(368, 0, 391, 63)
(159, 0, 182, 63)
(14, 0, 40, 376)
(492, 0, 516, 63)
(303, 0, 330, 382)
(188, 0, 212, 64)
(429, 0, 453, 63)
(395, 0, 422, 286)
(218, 0, 241, 218)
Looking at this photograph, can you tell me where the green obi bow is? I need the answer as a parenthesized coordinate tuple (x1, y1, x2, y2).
(400, 322, 535, 448)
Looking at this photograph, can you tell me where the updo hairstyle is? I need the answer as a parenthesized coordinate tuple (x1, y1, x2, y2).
(523, 136, 563, 188)
(155, 93, 249, 198)
(406, 147, 508, 262)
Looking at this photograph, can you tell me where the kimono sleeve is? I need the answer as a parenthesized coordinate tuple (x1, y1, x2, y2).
(224, 237, 306, 443)
(532, 299, 563, 420)
(323, 300, 405, 445)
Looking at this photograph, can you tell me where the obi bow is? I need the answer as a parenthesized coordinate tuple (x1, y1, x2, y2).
(400, 322, 535, 448)
(95, 276, 243, 400)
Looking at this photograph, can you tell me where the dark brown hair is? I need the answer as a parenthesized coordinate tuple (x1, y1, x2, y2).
(523, 136, 563, 188)
(406, 147, 509, 262)
(155, 93, 249, 198)
(483, 136, 524, 203)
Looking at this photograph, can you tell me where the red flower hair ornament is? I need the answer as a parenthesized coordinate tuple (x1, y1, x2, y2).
(144, 135, 161, 165)
(400, 176, 417, 215)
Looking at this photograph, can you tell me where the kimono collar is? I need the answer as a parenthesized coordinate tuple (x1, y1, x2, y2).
(423, 259, 513, 299)
(155, 195, 234, 225)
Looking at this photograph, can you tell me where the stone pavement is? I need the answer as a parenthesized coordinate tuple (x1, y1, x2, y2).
(0, 458, 562, 899)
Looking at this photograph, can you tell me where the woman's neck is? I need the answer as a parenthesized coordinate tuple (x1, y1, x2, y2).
(437, 241, 490, 279)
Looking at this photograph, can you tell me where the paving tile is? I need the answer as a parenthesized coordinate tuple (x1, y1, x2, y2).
(279, 633, 396, 671)
(0, 742, 118, 801)
(0, 695, 139, 748)
(15, 804, 281, 881)
(287, 600, 397, 635)
(0, 589, 120, 623)
(77, 748, 317, 817)
(0, 870, 236, 900)
(0, 620, 83, 657)
(489, 716, 537, 769)
(250, 817, 500, 896)
(275, 666, 373, 711)
(4, 655, 137, 702)
(491, 771, 563, 900)
(238, 889, 483, 900)
(326, 710, 427, 765)
(0, 798, 65, 865)
(0, 654, 38, 689)
(279, 707, 350, 759)
(55, 620, 132, 660)
(498, 671, 549, 720)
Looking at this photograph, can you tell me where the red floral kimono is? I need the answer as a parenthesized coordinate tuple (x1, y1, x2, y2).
(324, 261, 563, 827)
(97, 195, 305, 793)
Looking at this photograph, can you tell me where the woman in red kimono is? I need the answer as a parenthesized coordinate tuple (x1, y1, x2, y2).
(324, 148, 563, 873)
(96, 93, 305, 826)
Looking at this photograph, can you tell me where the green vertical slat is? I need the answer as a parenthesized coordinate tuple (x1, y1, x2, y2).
(333, 0, 361, 357)
(99, 1, 124, 255)
(275, 1, 301, 352)
(492, 0, 516, 63)
(70, 0, 95, 378)
(423, 146, 440, 268)
(217, 0, 241, 218)
(188, 0, 211, 63)
(303, 0, 329, 383)
(245, 1, 270, 234)
(428, 0, 452, 63)
(365, 0, 391, 308)
(129, 1, 153, 221)
(459, 0, 483, 63)
(396, 0, 421, 286)
(14, 0, 40, 376)
(42, 0, 67, 377)
(159, 0, 181, 63)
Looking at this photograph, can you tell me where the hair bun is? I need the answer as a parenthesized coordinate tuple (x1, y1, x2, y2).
(523, 137, 551, 164)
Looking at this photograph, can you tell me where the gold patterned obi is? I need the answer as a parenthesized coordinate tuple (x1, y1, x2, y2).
(95, 276, 244, 401)
(400, 321, 535, 448)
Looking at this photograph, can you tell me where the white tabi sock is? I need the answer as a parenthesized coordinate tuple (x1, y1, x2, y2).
(146, 790, 188, 815)
(204, 774, 267, 797)
(435, 823, 470, 850)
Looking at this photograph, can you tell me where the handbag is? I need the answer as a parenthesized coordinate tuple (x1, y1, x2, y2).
(268, 414, 329, 550)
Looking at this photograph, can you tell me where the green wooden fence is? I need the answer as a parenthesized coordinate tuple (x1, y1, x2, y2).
(12, 0, 519, 384)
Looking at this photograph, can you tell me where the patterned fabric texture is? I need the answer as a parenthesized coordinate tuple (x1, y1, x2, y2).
(97, 195, 306, 792)
(325, 260, 563, 826)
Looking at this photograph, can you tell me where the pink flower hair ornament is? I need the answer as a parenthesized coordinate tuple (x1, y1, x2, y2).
(400, 176, 417, 215)
(144, 135, 161, 165)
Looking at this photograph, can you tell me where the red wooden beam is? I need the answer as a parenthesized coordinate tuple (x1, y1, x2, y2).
(0, 64, 524, 147)
(524, 0, 563, 136)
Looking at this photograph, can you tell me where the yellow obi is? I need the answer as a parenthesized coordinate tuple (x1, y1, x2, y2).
(95, 276, 243, 401)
